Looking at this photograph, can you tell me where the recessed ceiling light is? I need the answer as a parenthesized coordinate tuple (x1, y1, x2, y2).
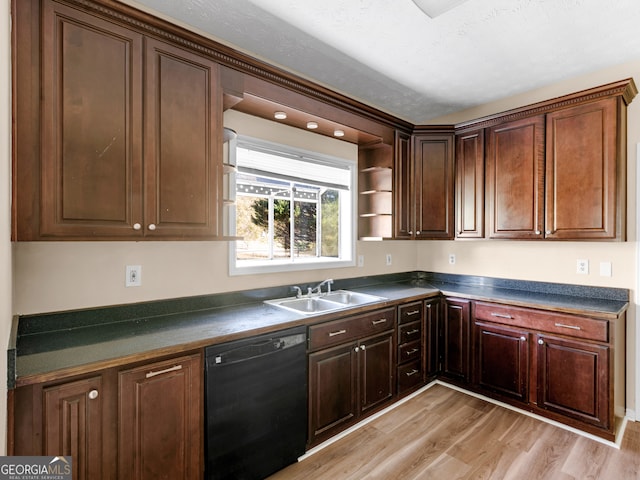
(274, 111, 287, 120)
(412, 0, 469, 18)
(306, 121, 318, 129)
(333, 129, 345, 137)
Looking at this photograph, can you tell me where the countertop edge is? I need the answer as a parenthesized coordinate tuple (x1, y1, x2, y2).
(12, 275, 629, 387)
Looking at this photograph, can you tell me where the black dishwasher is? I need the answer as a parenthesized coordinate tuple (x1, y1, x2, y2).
(205, 325, 308, 480)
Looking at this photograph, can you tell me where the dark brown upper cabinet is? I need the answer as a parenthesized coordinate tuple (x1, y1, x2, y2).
(16, 0, 223, 240)
(143, 39, 222, 239)
(393, 131, 412, 238)
(39, 0, 144, 239)
(545, 97, 623, 240)
(395, 131, 454, 239)
(473, 79, 636, 241)
(486, 115, 546, 239)
(455, 129, 485, 239)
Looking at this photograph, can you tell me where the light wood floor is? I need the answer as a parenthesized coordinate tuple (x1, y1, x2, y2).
(269, 383, 640, 479)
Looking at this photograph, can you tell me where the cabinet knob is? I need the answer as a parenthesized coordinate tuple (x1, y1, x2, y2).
(148, 224, 157, 231)
(538, 339, 544, 345)
(354, 346, 359, 352)
(133, 223, 142, 231)
(361, 344, 366, 351)
(520, 336, 526, 341)
(546, 230, 552, 235)
(535, 230, 541, 235)
(88, 389, 99, 400)
(416, 231, 421, 235)
(408, 231, 413, 235)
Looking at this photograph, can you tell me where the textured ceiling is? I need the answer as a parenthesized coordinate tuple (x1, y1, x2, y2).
(122, 0, 640, 123)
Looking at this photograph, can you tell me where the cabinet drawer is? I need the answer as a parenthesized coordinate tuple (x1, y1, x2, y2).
(398, 302, 423, 324)
(398, 361, 423, 393)
(398, 340, 421, 365)
(309, 308, 395, 351)
(398, 320, 422, 344)
(474, 302, 608, 342)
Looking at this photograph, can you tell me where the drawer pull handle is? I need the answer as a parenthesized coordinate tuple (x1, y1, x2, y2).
(372, 319, 387, 325)
(406, 369, 419, 377)
(146, 364, 182, 379)
(406, 310, 420, 316)
(329, 329, 347, 337)
(491, 313, 513, 319)
(406, 329, 420, 335)
(406, 348, 419, 355)
(554, 323, 581, 331)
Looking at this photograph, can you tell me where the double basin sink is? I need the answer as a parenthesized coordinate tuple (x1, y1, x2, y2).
(265, 290, 386, 315)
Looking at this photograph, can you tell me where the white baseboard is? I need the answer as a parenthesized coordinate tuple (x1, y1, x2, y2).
(625, 408, 636, 421)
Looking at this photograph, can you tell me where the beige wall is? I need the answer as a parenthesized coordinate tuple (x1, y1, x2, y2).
(7, 45, 640, 453)
(1, 0, 10, 454)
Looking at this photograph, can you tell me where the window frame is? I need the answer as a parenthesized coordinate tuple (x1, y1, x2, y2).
(228, 135, 357, 276)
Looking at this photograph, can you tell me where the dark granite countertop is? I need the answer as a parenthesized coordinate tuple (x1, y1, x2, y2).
(10, 272, 628, 388)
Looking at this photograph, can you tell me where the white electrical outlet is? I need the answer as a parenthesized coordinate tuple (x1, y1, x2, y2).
(126, 265, 142, 287)
(576, 259, 589, 275)
(449, 254, 456, 265)
(385, 254, 392, 266)
(358, 255, 365, 267)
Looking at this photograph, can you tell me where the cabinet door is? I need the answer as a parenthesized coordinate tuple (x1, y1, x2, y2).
(40, 0, 143, 238)
(545, 98, 621, 239)
(359, 331, 395, 414)
(455, 129, 485, 238)
(43, 376, 104, 480)
(119, 354, 202, 480)
(308, 342, 358, 445)
(537, 334, 609, 428)
(474, 321, 529, 401)
(394, 131, 413, 238)
(144, 39, 222, 238)
(443, 298, 470, 382)
(425, 298, 441, 378)
(413, 134, 455, 239)
(486, 116, 545, 239)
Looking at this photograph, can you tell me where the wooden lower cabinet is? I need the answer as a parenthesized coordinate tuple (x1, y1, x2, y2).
(11, 351, 203, 480)
(472, 300, 619, 439)
(308, 329, 395, 446)
(473, 321, 529, 402)
(442, 298, 471, 383)
(537, 333, 610, 429)
(119, 353, 203, 480)
(397, 301, 425, 395)
(424, 297, 442, 378)
(42, 376, 107, 480)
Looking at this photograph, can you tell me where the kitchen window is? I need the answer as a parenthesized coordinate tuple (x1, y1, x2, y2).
(229, 136, 356, 275)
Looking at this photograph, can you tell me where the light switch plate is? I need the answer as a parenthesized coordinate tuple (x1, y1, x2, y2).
(599, 261, 612, 277)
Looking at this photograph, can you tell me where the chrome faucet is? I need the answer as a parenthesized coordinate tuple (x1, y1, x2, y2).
(312, 279, 334, 295)
(291, 286, 303, 298)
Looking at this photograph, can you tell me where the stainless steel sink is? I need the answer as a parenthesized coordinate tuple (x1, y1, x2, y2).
(322, 290, 383, 306)
(265, 290, 385, 315)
